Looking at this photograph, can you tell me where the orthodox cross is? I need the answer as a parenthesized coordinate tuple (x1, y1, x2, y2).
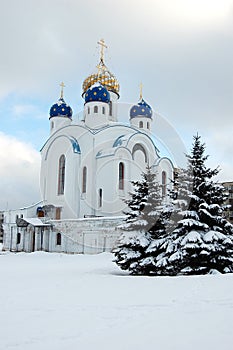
(139, 82, 143, 100)
(60, 82, 65, 99)
(97, 39, 107, 62)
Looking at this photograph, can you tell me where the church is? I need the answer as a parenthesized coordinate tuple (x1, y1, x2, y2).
(3, 40, 174, 254)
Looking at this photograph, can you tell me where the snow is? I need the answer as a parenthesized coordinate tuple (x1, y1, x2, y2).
(204, 230, 226, 242)
(1, 251, 233, 350)
(22, 218, 50, 226)
(181, 230, 202, 245)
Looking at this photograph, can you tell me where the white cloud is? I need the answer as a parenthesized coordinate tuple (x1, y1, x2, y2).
(0, 0, 232, 209)
(0, 133, 41, 210)
(205, 127, 233, 182)
(11, 103, 47, 120)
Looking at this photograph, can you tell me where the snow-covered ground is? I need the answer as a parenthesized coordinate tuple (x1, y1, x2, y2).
(1, 251, 233, 350)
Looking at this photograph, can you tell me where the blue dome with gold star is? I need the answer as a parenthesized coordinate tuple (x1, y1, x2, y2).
(85, 82, 110, 104)
(130, 98, 153, 119)
(49, 97, 73, 119)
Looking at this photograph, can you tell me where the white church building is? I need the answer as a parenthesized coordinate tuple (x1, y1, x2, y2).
(3, 40, 174, 254)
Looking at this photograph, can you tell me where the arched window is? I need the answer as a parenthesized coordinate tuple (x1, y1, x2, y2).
(51, 121, 54, 130)
(132, 144, 148, 163)
(147, 122, 150, 130)
(58, 155, 65, 195)
(56, 233, 61, 246)
(87, 106, 90, 114)
(109, 101, 112, 116)
(139, 121, 143, 128)
(17, 232, 21, 245)
(119, 162, 124, 190)
(94, 106, 98, 113)
(162, 171, 167, 197)
(102, 106, 105, 114)
(82, 166, 87, 193)
(99, 188, 103, 208)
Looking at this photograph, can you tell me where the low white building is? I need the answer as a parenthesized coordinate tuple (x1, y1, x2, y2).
(3, 40, 174, 254)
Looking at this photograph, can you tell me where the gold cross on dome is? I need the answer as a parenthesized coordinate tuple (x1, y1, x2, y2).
(60, 82, 65, 99)
(139, 82, 143, 100)
(97, 39, 107, 62)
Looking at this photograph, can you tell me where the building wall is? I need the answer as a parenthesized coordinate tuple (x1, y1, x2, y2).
(40, 123, 172, 221)
(3, 216, 125, 254)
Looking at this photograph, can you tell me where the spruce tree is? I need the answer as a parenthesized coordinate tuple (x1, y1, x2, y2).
(113, 166, 168, 274)
(156, 134, 233, 275)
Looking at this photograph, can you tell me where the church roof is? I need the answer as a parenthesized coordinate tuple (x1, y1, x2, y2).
(49, 83, 73, 119)
(85, 82, 110, 103)
(50, 98, 73, 119)
(82, 39, 120, 96)
(130, 98, 153, 119)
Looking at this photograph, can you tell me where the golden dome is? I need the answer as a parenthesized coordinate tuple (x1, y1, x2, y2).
(82, 59, 120, 96)
(82, 40, 119, 96)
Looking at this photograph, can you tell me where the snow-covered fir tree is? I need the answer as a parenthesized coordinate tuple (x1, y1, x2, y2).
(155, 134, 233, 275)
(113, 166, 170, 274)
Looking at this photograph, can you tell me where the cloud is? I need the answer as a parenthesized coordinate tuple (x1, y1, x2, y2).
(11, 103, 47, 120)
(0, 0, 232, 210)
(0, 133, 41, 210)
(205, 127, 233, 182)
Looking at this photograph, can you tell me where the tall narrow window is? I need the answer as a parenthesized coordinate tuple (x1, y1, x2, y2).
(162, 171, 167, 197)
(58, 155, 65, 195)
(99, 188, 103, 208)
(82, 166, 87, 193)
(139, 121, 143, 128)
(147, 122, 150, 130)
(94, 106, 98, 113)
(102, 106, 105, 114)
(17, 232, 21, 245)
(56, 233, 61, 246)
(109, 101, 112, 116)
(87, 106, 90, 114)
(119, 162, 124, 190)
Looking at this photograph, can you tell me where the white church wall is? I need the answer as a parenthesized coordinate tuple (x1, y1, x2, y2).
(49, 216, 124, 254)
(84, 101, 110, 129)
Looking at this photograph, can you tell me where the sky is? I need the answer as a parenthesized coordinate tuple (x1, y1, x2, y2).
(0, 0, 232, 210)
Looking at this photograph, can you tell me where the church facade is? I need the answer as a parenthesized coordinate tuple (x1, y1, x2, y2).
(3, 40, 174, 254)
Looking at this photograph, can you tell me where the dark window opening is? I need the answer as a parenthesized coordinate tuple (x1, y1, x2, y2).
(82, 167, 87, 193)
(58, 155, 65, 195)
(56, 233, 61, 246)
(119, 162, 124, 190)
(109, 101, 112, 116)
(94, 106, 98, 113)
(99, 188, 103, 207)
(139, 121, 143, 128)
(17, 232, 21, 245)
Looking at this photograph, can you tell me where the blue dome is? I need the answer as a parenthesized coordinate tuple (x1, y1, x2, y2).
(49, 98, 73, 119)
(130, 98, 153, 119)
(85, 82, 110, 104)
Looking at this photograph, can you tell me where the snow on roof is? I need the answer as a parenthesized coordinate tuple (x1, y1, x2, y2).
(24, 218, 51, 226)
